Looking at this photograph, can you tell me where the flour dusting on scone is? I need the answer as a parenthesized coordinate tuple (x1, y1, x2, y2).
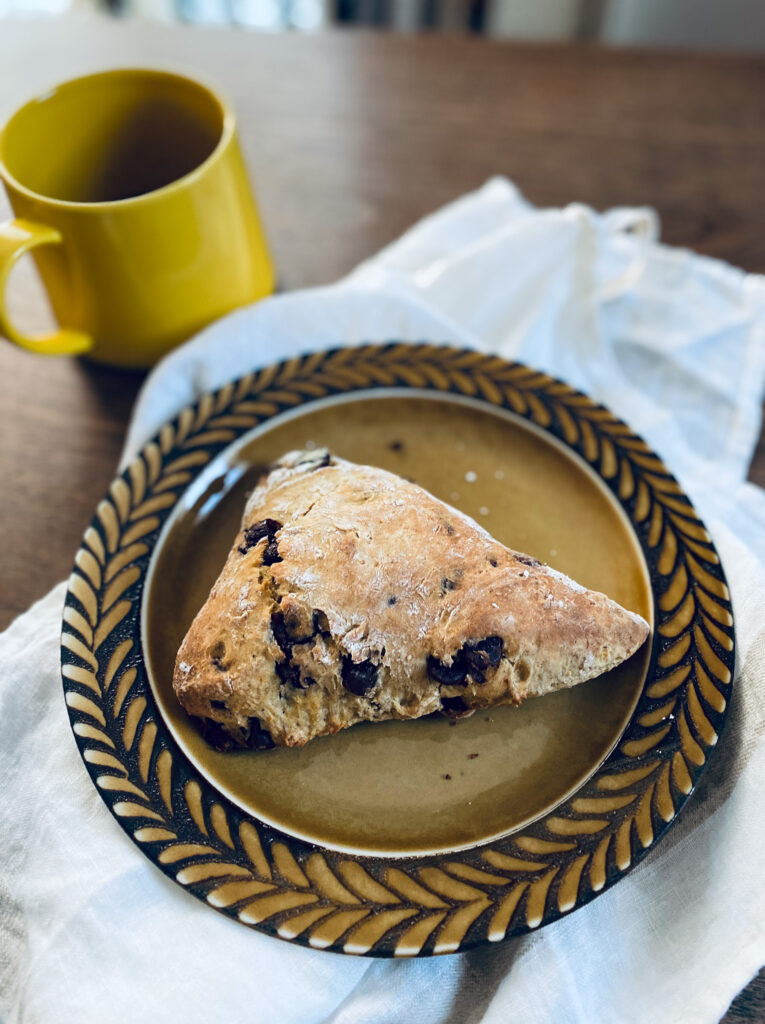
(172, 449, 650, 750)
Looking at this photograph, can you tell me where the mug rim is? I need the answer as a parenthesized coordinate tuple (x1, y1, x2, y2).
(0, 67, 236, 212)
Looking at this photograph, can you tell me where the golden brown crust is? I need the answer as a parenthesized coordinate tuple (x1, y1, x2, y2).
(173, 449, 650, 749)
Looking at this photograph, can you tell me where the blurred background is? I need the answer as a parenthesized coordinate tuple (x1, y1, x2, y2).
(1, 0, 765, 51)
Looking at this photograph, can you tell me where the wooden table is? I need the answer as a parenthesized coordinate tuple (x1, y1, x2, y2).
(0, 18, 763, 1017)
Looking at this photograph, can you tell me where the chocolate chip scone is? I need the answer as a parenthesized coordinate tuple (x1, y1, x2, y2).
(173, 448, 650, 751)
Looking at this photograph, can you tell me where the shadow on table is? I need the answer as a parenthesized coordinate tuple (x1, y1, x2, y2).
(74, 357, 146, 423)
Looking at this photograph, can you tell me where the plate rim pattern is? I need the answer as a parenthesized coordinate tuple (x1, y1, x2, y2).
(60, 343, 735, 957)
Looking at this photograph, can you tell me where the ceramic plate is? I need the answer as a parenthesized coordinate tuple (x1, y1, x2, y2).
(61, 344, 735, 956)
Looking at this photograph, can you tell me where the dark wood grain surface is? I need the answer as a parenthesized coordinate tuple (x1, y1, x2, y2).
(0, 18, 762, 1017)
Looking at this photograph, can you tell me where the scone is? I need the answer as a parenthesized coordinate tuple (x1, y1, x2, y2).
(173, 449, 650, 750)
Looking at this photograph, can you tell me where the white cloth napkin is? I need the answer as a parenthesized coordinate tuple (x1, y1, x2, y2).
(2, 178, 765, 1024)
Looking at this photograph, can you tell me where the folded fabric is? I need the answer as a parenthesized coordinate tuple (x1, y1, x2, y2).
(2, 178, 765, 1024)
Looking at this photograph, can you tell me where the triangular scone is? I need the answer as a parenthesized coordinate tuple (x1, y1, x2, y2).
(173, 449, 650, 750)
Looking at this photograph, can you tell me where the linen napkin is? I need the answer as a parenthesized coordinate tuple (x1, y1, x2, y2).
(2, 178, 765, 1024)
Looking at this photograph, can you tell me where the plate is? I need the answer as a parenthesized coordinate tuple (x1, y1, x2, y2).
(61, 344, 735, 956)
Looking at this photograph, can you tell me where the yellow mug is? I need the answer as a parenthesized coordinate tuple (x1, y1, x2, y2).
(0, 69, 275, 368)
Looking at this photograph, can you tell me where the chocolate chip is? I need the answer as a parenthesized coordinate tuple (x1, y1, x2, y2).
(441, 578, 456, 595)
(515, 553, 540, 567)
(302, 676, 316, 688)
(440, 695, 472, 718)
(489, 558, 498, 567)
(247, 717, 275, 750)
(197, 717, 236, 751)
(388, 596, 398, 606)
(270, 611, 292, 656)
(262, 539, 282, 565)
(463, 647, 491, 681)
(462, 636, 503, 683)
(198, 714, 274, 752)
(210, 699, 227, 711)
(272, 614, 313, 688)
(444, 523, 455, 536)
(276, 660, 302, 688)
(239, 518, 282, 554)
(341, 657, 378, 696)
(429, 637, 503, 687)
(312, 609, 331, 636)
(470, 636, 503, 667)
(427, 654, 468, 686)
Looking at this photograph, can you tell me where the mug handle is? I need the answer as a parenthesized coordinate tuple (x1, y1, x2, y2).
(0, 218, 92, 356)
